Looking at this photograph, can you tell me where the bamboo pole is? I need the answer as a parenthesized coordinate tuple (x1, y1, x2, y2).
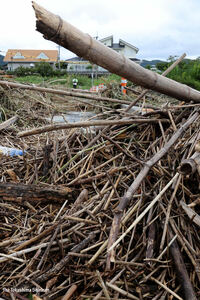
(168, 227, 197, 300)
(0, 80, 131, 105)
(106, 111, 199, 269)
(0, 115, 18, 132)
(18, 118, 168, 138)
(125, 53, 186, 112)
(32, 1, 200, 103)
(178, 152, 200, 175)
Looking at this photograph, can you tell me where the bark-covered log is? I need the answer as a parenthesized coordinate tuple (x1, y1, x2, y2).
(32, 1, 200, 103)
(0, 182, 72, 204)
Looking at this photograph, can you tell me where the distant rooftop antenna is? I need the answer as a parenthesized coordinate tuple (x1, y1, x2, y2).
(94, 32, 98, 40)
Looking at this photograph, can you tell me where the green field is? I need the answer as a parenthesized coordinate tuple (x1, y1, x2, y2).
(14, 74, 121, 90)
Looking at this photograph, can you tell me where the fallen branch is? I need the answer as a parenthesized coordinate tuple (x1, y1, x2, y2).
(107, 173, 179, 261)
(0, 115, 18, 131)
(18, 118, 168, 137)
(35, 232, 95, 283)
(0, 80, 131, 105)
(180, 201, 200, 227)
(168, 227, 197, 300)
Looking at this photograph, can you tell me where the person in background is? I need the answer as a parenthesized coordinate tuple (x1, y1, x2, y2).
(72, 78, 78, 89)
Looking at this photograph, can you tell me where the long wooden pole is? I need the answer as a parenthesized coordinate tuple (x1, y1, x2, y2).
(0, 80, 131, 105)
(18, 118, 168, 138)
(32, 1, 200, 103)
(125, 53, 186, 112)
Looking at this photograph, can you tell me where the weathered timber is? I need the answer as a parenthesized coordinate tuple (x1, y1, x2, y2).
(32, 1, 200, 103)
(0, 182, 72, 204)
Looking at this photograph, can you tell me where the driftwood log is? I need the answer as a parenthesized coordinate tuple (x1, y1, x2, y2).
(32, 1, 200, 103)
(0, 182, 72, 204)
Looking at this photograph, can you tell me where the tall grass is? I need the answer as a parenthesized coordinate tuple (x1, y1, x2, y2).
(14, 74, 121, 90)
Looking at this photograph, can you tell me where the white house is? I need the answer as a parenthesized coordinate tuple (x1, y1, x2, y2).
(4, 49, 58, 71)
(100, 35, 139, 60)
(66, 35, 140, 73)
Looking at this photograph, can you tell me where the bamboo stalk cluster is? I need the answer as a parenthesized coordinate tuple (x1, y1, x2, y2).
(0, 79, 200, 299)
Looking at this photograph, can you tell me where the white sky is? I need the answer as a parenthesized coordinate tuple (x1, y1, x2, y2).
(1, 0, 200, 61)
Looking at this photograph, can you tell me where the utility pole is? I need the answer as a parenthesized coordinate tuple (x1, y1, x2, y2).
(57, 45, 61, 70)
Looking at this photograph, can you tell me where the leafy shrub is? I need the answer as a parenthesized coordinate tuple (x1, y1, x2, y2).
(14, 66, 31, 76)
(156, 58, 200, 91)
(34, 62, 54, 77)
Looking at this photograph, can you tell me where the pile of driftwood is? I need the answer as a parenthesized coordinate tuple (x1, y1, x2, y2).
(0, 2, 200, 299)
(0, 70, 200, 300)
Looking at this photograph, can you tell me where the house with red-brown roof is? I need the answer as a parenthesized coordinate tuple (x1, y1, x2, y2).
(4, 49, 58, 71)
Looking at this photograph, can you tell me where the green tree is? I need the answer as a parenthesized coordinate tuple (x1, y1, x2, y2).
(156, 62, 168, 72)
(35, 62, 54, 77)
(145, 65, 151, 70)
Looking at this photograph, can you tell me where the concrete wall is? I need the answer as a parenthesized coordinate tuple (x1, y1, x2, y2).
(117, 46, 137, 58)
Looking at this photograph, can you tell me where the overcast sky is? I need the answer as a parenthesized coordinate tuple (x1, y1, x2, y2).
(1, 0, 200, 61)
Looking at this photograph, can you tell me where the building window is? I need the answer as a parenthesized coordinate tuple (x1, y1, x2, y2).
(13, 52, 25, 59)
(36, 52, 49, 60)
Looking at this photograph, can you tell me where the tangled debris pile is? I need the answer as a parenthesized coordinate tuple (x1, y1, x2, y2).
(0, 78, 200, 300)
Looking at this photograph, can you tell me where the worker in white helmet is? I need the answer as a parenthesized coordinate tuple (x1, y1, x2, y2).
(72, 78, 78, 89)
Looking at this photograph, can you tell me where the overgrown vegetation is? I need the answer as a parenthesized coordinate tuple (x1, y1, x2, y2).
(9, 57, 200, 91)
(156, 56, 200, 91)
(10, 62, 121, 89)
(8, 62, 67, 77)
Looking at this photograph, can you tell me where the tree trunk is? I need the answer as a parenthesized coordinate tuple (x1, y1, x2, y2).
(32, 1, 200, 103)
